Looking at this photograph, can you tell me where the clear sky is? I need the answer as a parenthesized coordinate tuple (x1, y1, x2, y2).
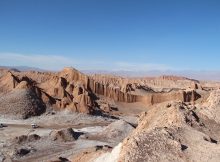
(0, 0, 220, 71)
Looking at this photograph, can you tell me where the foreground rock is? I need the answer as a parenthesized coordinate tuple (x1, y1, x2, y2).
(118, 102, 220, 162)
(81, 101, 220, 162)
(201, 89, 220, 123)
(50, 128, 82, 142)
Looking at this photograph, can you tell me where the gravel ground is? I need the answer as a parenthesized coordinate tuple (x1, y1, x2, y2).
(0, 111, 129, 162)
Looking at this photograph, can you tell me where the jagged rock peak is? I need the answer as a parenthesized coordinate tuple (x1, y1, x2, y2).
(62, 67, 81, 73)
(59, 67, 88, 83)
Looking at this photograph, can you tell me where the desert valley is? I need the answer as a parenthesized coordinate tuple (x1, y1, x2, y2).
(0, 67, 220, 162)
(1, 0, 220, 161)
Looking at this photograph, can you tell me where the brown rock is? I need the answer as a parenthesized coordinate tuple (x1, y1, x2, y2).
(15, 81, 29, 89)
(50, 128, 81, 142)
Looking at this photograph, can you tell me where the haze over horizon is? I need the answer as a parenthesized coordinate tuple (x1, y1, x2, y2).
(0, 0, 220, 71)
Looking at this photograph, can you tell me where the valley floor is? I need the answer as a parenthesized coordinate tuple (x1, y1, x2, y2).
(0, 111, 137, 162)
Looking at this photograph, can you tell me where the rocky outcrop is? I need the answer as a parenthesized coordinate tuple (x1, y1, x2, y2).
(118, 102, 220, 162)
(88, 79, 139, 102)
(36, 68, 95, 113)
(88, 120, 135, 144)
(88, 77, 200, 104)
(14, 134, 41, 144)
(89, 74, 202, 105)
(13, 147, 36, 157)
(0, 68, 97, 116)
(59, 67, 88, 84)
(0, 67, 203, 118)
(200, 90, 220, 123)
(0, 72, 20, 93)
(141, 90, 201, 105)
(90, 74, 202, 90)
(50, 128, 82, 142)
(0, 88, 46, 119)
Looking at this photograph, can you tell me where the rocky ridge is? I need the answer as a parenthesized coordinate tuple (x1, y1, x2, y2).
(0, 67, 203, 118)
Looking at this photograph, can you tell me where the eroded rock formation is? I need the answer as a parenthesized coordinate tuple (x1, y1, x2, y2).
(0, 67, 203, 118)
(117, 102, 220, 162)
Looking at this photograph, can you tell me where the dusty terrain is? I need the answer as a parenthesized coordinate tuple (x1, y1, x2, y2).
(0, 67, 220, 162)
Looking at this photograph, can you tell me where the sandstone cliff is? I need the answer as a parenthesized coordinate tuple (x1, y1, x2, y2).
(0, 67, 203, 118)
(0, 68, 95, 117)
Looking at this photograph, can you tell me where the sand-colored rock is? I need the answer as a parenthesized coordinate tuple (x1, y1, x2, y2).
(0, 89, 46, 119)
(90, 74, 201, 90)
(200, 89, 220, 123)
(118, 102, 220, 162)
(0, 72, 19, 92)
(88, 120, 135, 144)
(50, 128, 81, 142)
(88, 74, 201, 104)
(0, 67, 97, 116)
(15, 81, 30, 89)
(0, 67, 204, 118)
(14, 134, 41, 144)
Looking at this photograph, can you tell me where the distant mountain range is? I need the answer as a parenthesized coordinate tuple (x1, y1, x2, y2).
(83, 70, 220, 81)
(1, 65, 220, 81)
(0, 66, 47, 72)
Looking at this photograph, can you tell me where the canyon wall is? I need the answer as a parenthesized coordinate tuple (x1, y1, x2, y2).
(0, 67, 202, 118)
(88, 77, 200, 105)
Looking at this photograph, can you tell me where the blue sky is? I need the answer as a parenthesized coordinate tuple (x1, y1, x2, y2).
(0, 0, 220, 71)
